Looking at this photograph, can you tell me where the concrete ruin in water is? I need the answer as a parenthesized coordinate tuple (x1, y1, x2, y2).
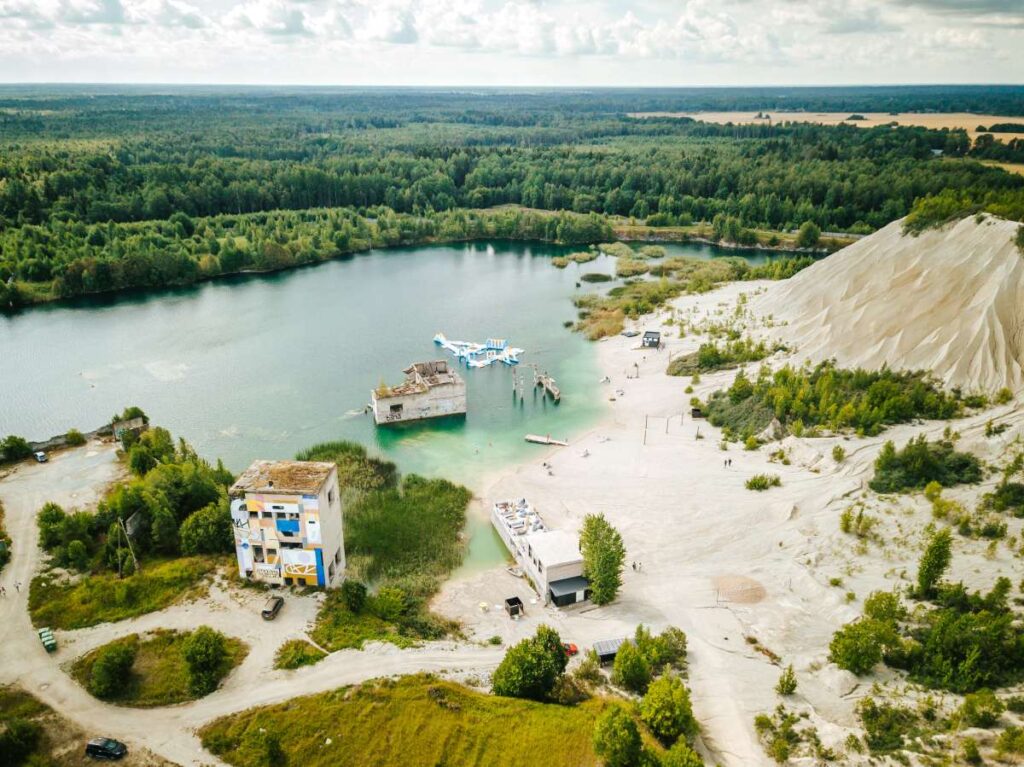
(371, 360, 467, 425)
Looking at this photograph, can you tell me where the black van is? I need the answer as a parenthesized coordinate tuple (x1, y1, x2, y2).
(85, 738, 127, 760)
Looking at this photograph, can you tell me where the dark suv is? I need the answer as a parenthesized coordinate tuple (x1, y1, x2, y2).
(85, 738, 127, 760)
(261, 595, 284, 620)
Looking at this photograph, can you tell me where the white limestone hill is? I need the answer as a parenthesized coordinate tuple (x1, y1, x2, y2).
(754, 215, 1024, 394)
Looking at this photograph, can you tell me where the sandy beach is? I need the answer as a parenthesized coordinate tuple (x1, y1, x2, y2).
(435, 256, 1024, 763)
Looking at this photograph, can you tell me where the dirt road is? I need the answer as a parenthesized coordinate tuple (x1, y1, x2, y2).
(0, 443, 504, 766)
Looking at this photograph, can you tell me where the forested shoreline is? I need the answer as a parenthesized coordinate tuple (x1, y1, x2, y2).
(2, 87, 1024, 308)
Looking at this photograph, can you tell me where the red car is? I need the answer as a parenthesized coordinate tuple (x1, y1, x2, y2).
(562, 642, 579, 657)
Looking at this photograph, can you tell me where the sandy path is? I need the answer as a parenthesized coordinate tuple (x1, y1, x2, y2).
(0, 445, 504, 766)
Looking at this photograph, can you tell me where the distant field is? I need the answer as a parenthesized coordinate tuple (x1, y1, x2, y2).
(983, 160, 1024, 177)
(631, 111, 1024, 143)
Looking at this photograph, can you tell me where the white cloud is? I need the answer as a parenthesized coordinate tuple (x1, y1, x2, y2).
(0, 0, 1019, 84)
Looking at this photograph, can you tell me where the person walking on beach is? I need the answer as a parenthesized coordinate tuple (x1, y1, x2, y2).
(0, 585, 6, 597)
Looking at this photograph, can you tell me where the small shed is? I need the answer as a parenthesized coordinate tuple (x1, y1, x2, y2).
(593, 637, 630, 666)
(504, 596, 524, 618)
(642, 331, 661, 349)
(691, 407, 704, 419)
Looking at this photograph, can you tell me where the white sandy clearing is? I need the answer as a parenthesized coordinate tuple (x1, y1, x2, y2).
(435, 244, 1024, 764)
(752, 215, 1024, 394)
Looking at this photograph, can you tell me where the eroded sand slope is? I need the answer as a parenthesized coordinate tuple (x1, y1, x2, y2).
(755, 215, 1024, 393)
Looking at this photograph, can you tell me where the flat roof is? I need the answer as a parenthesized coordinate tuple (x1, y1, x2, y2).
(524, 529, 582, 568)
(230, 460, 335, 496)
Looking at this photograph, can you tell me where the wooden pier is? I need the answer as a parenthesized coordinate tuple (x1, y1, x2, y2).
(531, 365, 561, 402)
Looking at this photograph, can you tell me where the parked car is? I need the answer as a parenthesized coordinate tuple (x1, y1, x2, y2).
(261, 595, 284, 620)
(85, 738, 127, 760)
(33, 451, 48, 463)
(562, 642, 579, 657)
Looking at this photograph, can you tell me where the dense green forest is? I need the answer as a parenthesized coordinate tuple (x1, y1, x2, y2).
(1, 86, 1023, 306)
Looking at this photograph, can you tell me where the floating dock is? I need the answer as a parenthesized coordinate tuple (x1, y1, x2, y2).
(434, 333, 523, 368)
(525, 434, 568, 446)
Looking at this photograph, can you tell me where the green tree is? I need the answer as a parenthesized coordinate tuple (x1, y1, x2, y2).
(179, 501, 233, 555)
(66, 539, 90, 571)
(150, 502, 179, 555)
(639, 675, 696, 745)
(491, 624, 567, 701)
(592, 705, 641, 767)
(89, 641, 137, 699)
(341, 579, 368, 613)
(775, 665, 797, 696)
(0, 435, 31, 463)
(181, 626, 230, 696)
(796, 221, 821, 248)
(916, 527, 952, 598)
(579, 513, 626, 605)
(612, 641, 652, 694)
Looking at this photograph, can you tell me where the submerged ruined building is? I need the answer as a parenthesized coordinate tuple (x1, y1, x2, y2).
(371, 360, 467, 425)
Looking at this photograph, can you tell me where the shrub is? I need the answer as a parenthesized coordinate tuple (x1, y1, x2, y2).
(491, 625, 567, 701)
(998, 726, 1024, 757)
(341, 579, 368, 613)
(828, 619, 895, 676)
(746, 474, 781, 491)
(796, 221, 821, 249)
(958, 689, 1004, 728)
(996, 387, 1014, 405)
(89, 640, 138, 699)
(1007, 695, 1024, 714)
(753, 705, 803, 764)
(274, 639, 327, 670)
(0, 718, 42, 766)
(962, 736, 982, 765)
(182, 625, 230, 696)
(857, 697, 917, 753)
(65, 428, 87, 446)
(639, 675, 696, 745)
(371, 586, 406, 621)
(661, 741, 704, 767)
(870, 436, 982, 494)
(0, 435, 32, 463)
(612, 641, 652, 694)
(775, 665, 797, 696)
(832, 445, 845, 463)
(743, 435, 759, 451)
(579, 513, 625, 605)
(592, 705, 641, 767)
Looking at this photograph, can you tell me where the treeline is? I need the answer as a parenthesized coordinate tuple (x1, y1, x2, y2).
(2, 120, 1018, 235)
(0, 206, 611, 306)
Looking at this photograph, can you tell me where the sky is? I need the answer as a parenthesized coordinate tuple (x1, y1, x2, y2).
(0, 0, 1021, 86)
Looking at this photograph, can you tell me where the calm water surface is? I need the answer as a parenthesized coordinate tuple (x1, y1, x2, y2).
(0, 239, 777, 574)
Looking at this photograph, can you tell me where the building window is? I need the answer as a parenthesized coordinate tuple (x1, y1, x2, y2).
(261, 511, 272, 519)
(328, 488, 335, 504)
(249, 511, 258, 519)
(253, 546, 265, 563)
(335, 549, 341, 564)
(276, 511, 286, 519)
(288, 512, 300, 520)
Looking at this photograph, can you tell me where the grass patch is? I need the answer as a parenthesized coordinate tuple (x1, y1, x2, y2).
(299, 443, 472, 652)
(71, 628, 247, 706)
(274, 639, 327, 670)
(616, 259, 650, 278)
(552, 250, 599, 268)
(29, 556, 217, 630)
(200, 675, 616, 767)
(746, 474, 782, 491)
(580, 272, 614, 283)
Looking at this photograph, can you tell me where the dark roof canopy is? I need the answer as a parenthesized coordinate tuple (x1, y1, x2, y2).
(548, 575, 590, 598)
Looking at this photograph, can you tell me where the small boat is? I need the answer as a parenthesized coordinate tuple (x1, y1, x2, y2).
(525, 434, 568, 446)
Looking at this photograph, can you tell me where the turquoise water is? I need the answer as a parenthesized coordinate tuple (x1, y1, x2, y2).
(0, 238, 775, 573)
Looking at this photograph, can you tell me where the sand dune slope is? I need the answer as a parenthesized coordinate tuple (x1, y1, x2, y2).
(755, 215, 1024, 393)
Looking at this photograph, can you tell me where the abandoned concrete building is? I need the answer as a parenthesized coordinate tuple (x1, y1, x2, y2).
(371, 360, 467, 425)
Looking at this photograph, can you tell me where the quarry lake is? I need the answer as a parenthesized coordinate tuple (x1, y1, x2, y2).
(1, 239, 775, 572)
